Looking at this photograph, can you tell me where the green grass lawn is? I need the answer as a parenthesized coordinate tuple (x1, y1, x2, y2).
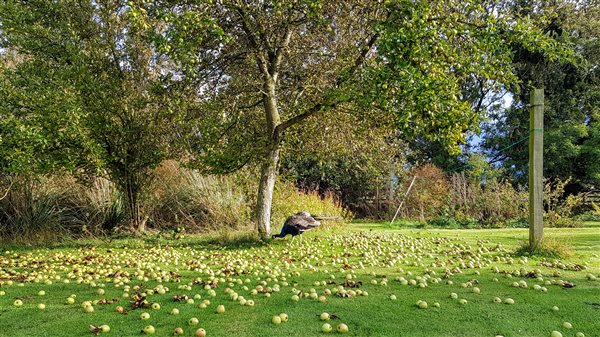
(0, 223, 598, 337)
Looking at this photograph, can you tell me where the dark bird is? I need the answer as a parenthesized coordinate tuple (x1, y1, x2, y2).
(272, 211, 321, 244)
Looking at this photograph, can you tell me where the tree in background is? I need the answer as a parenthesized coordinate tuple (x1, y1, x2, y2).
(280, 107, 401, 217)
(0, 1, 184, 231)
(482, 0, 600, 190)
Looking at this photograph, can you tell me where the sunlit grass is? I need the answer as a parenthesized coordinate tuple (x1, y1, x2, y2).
(0, 223, 598, 337)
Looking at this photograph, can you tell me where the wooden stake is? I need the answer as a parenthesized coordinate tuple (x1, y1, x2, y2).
(529, 89, 544, 247)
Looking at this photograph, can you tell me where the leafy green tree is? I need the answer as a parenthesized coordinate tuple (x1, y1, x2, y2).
(0, 1, 183, 230)
(481, 0, 599, 189)
(139, 0, 567, 237)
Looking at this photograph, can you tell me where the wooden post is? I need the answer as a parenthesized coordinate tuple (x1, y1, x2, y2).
(529, 89, 544, 247)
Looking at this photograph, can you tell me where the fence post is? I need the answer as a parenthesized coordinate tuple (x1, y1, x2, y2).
(529, 89, 544, 247)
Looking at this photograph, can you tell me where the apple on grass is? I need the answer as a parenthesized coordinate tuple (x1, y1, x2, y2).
(272, 316, 282, 324)
(189, 317, 199, 326)
(320, 312, 330, 321)
(195, 328, 206, 337)
(337, 323, 349, 333)
(322, 323, 333, 333)
(143, 325, 155, 335)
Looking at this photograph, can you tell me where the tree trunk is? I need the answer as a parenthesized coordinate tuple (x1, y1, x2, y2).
(255, 78, 281, 238)
(123, 173, 143, 233)
(256, 143, 280, 238)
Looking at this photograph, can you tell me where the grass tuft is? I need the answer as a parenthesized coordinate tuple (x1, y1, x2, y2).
(515, 237, 573, 259)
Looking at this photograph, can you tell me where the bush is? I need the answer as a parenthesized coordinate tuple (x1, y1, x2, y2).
(574, 211, 600, 222)
(145, 161, 252, 233)
(1, 161, 352, 242)
(0, 174, 127, 242)
(401, 164, 449, 221)
(271, 180, 351, 229)
(0, 175, 64, 241)
(449, 174, 528, 228)
(396, 163, 527, 227)
(544, 177, 584, 227)
(427, 216, 479, 228)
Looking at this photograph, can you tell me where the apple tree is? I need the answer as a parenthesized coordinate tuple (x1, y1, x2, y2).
(134, 0, 568, 238)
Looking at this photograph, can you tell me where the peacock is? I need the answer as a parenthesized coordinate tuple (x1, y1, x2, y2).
(272, 211, 321, 244)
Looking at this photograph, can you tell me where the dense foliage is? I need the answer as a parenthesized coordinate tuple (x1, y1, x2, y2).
(0, 0, 590, 240)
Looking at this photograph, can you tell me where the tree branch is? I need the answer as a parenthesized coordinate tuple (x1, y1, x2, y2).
(234, 5, 270, 77)
(276, 32, 380, 134)
(271, 27, 293, 79)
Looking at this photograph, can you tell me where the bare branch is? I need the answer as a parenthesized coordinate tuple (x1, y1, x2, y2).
(276, 32, 380, 134)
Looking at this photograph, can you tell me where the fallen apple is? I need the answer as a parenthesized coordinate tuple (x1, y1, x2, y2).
(337, 323, 349, 333)
(322, 323, 333, 333)
(195, 328, 206, 337)
(143, 325, 156, 335)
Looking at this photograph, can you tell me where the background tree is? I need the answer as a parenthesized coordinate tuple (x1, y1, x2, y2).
(481, 0, 600, 190)
(0, 1, 183, 231)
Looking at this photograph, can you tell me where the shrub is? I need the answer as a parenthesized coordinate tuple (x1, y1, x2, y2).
(0, 175, 65, 242)
(544, 177, 584, 227)
(449, 174, 528, 228)
(401, 164, 449, 221)
(145, 161, 251, 233)
(397, 163, 527, 227)
(271, 180, 351, 229)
